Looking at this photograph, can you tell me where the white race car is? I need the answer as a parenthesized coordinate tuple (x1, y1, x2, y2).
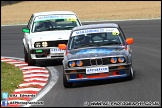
(22, 11, 82, 66)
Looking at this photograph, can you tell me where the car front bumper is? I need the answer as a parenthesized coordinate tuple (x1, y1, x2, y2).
(64, 64, 132, 82)
(30, 48, 64, 60)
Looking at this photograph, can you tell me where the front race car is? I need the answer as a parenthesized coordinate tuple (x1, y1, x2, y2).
(58, 26, 134, 88)
(64, 46, 133, 82)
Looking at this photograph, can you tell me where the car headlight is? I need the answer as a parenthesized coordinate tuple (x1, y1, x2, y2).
(35, 42, 41, 48)
(118, 57, 125, 63)
(69, 61, 75, 67)
(76, 60, 83, 66)
(110, 57, 117, 63)
(42, 41, 48, 47)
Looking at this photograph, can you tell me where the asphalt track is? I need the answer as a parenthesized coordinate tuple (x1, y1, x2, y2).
(1, 19, 161, 107)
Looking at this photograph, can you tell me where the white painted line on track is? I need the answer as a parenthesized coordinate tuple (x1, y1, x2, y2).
(20, 66, 45, 70)
(1, 56, 24, 61)
(22, 70, 48, 72)
(1, 59, 14, 61)
(15, 88, 41, 92)
(23, 70, 48, 74)
(19, 82, 46, 87)
(24, 78, 48, 82)
(15, 64, 28, 66)
(7, 61, 24, 64)
(1, 17, 161, 26)
(14, 87, 41, 92)
(82, 17, 161, 22)
(23, 72, 48, 75)
(23, 74, 49, 78)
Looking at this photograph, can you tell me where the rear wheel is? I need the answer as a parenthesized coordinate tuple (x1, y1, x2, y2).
(63, 68, 73, 88)
(27, 48, 36, 66)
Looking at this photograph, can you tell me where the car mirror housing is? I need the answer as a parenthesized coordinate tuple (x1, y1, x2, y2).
(58, 44, 66, 50)
(22, 28, 30, 33)
(126, 38, 134, 45)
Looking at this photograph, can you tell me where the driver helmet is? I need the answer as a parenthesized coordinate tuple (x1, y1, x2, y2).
(35, 22, 45, 31)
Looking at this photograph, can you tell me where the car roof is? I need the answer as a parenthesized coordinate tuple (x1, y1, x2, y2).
(33, 11, 77, 16)
(73, 23, 119, 31)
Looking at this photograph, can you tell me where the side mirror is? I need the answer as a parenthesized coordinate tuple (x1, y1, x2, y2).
(22, 28, 30, 33)
(58, 44, 66, 50)
(126, 38, 134, 45)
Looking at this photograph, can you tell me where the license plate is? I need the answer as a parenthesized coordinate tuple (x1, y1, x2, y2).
(86, 66, 109, 74)
(50, 48, 65, 53)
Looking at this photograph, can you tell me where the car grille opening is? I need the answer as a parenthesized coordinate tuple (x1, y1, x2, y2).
(90, 59, 96, 65)
(34, 40, 68, 48)
(90, 58, 102, 65)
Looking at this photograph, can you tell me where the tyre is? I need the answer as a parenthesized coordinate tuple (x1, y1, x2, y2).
(63, 68, 73, 88)
(126, 66, 134, 80)
(24, 46, 28, 63)
(27, 49, 36, 66)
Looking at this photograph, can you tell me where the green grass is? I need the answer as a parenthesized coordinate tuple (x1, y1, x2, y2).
(1, 61, 23, 100)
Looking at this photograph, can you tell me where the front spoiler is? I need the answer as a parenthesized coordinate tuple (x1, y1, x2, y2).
(68, 74, 128, 82)
(30, 54, 64, 60)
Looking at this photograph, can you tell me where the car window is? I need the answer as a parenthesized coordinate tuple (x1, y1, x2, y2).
(32, 14, 81, 33)
(118, 26, 126, 39)
(27, 14, 34, 29)
(68, 28, 125, 50)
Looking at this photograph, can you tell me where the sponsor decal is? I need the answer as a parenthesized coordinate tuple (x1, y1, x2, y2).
(35, 15, 77, 21)
(72, 28, 119, 36)
(112, 29, 120, 36)
(86, 66, 109, 74)
(50, 48, 65, 53)
(76, 48, 114, 54)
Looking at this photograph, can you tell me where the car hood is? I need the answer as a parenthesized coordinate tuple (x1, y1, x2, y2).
(30, 30, 71, 42)
(67, 46, 128, 60)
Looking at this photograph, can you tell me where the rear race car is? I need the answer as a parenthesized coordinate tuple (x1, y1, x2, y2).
(22, 11, 82, 66)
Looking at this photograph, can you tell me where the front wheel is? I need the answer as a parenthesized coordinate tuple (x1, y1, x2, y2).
(27, 49, 36, 66)
(24, 46, 28, 63)
(63, 68, 73, 88)
(126, 66, 134, 80)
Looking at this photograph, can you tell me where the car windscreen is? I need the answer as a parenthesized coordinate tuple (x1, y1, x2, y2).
(68, 28, 125, 50)
(32, 14, 80, 33)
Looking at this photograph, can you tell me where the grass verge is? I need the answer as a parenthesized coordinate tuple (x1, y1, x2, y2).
(1, 61, 23, 100)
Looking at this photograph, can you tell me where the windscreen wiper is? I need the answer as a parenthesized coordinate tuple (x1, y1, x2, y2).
(97, 42, 120, 46)
(74, 43, 97, 49)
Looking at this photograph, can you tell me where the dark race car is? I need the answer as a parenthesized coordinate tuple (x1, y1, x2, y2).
(58, 23, 134, 88)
